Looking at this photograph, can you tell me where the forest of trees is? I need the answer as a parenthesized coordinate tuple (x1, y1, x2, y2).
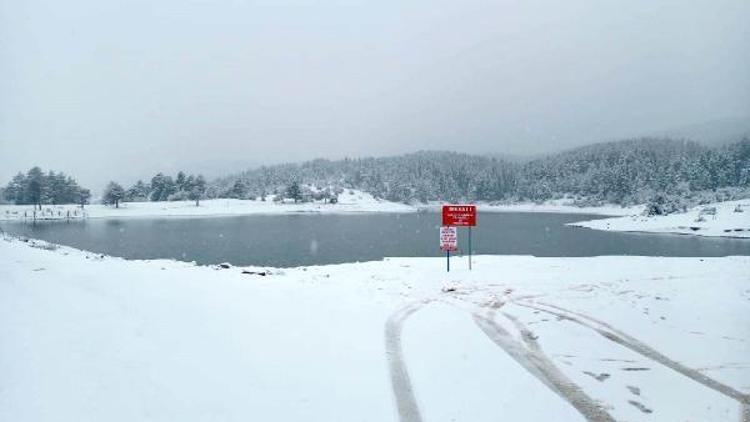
(119, 171, 207, 206)
(1, 167, 90, 208)
(210, 137, 750, 208)
(518, 138, 750, 205)
(0, 170, 208, 208)
(4, 138, 749, 212)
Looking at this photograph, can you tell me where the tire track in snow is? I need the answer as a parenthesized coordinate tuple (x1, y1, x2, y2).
(385, 300, 429, 422)
(385, 290, 749, 421)
(515, 300, 750, 421)
(473, 310, 616, 422)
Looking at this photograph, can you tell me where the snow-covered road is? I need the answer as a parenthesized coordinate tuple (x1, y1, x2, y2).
(1, 237, 749, 421)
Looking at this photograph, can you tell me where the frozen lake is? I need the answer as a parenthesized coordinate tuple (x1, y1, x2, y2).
(3, 212, 749, 267)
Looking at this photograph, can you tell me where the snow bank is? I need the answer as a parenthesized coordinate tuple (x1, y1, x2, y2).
(417, 199, 641, 216)
(475, 200, 641, 216)
(1, 238, 748, 421)
(0, 190, 414, 221)
(570, 199, 750, 238)
(0, 194, 647, 223)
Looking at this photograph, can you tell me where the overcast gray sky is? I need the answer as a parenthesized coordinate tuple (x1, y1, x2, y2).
(1, 0, 749, 189)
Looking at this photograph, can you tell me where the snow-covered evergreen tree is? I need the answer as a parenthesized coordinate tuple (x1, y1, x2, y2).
(103, 182, 125, 208)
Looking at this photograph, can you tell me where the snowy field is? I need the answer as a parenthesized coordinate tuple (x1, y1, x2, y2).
(571, 200, 750, 239)
(1, 237, 749, 421)
(415, 200, 641, 217)
(0, 194, 635, 223)
(476, 201, 641, 216)
(0, 190, 415, 221)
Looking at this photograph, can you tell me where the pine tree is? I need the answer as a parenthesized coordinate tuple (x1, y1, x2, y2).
(176, 171, 187, 191)
(103, 182, 125, 208)
(26, 167, 45, 210)
(228, 179, 248, 199)
(286, 181, 301, 203)
(126, 180, 151, 202)
(188, 175, 207, 206)
(150, 173, 176, 201)
(78, 188, 91, 208)
(4, 172, 25, 204)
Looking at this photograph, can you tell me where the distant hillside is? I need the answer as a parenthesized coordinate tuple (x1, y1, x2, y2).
(210, 137, 750, 206)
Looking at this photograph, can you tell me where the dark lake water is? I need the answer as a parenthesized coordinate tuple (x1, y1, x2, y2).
(3, 212, 749, 267)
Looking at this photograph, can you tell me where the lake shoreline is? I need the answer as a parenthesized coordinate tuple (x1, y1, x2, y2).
(0, 198, 634, 222)
(3, 194, 748, 240)
(570, 199, 750, 239)
(3, 212, 748, 268)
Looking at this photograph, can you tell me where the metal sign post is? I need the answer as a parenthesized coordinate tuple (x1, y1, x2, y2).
(442, 204, 477, 270)
(468, 226, 472, 270)
(440, 225, 458, 272)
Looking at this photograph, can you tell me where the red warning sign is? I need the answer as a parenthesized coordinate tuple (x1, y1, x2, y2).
(442, 205, 477, 227)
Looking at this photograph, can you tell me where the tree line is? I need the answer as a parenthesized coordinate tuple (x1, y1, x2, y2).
(1, 167, 90, 209)
(102, 171, 208, 207)
(210, 137, 750, 208)
(4, 137, 749, 211)
(1, 169, 208, 208)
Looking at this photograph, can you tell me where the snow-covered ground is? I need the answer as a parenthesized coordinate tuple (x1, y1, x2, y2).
(0, 194, 640, 223)
(2, 237, 748, 421)
(476, 200, 641, 216)
(418, 200, 641, 217)
(0, 190, 414, 221)
(571, 199, 750, 239)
